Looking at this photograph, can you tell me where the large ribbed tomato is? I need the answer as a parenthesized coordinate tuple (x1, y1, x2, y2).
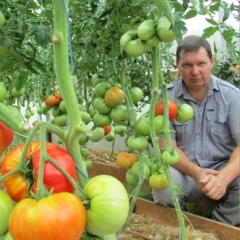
(84, 175, 129, 236)
(9, 192, 86, 240)
(1, 142, 44, 202)
(1, 142, 77, 202)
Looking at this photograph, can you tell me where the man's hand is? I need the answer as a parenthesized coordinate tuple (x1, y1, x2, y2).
(199, 172, 227, 200)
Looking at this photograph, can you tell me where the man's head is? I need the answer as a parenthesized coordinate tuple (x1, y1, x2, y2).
(176, 35, 215, 94)
(176, 35, 213, 62)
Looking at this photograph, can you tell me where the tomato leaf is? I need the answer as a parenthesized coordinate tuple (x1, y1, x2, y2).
(202, 26, 218, 39)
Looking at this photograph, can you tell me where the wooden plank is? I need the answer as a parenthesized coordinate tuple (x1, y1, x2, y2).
(134, 198, 240, 240)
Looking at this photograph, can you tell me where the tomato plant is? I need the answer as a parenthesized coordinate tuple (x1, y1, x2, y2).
(9, 192, 86, 240)
(31, 144, 78, 194)
(104, 87, 124, 107)
(161, 150, 180, 165)
(0, 122, 14, 157)
(176, 103, 194, 123)
(0, 190, 15, 237)
(149, 172, 169, 190)
(116, 152, 137, 168)
(84, 175, 129, 236)
(155, 100, 178, 122)
(127, 135, 149, 151)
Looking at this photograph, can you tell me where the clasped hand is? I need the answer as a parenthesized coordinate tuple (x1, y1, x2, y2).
(197, 168, 227, 200)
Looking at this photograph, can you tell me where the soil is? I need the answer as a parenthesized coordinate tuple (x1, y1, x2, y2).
(0, 150, 220, 240)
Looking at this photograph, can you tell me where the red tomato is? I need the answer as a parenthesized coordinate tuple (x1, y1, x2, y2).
(9, 192, 86, 240)
(102, 125, 111, 135)
(0, 122, 14, 157)
(155, 100, 178, 121)
(31, 144, 78, 194)
(44, 94, 61, 107)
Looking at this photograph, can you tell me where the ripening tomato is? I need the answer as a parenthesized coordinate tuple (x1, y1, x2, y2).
(9, 192, 86, 240)
(44, 94, 61, 107)
(116, 152, 137, 168)
(104, 87, 124, 107)
(155, 100, 178, 121)
(0, 122, 14, 157)
(149, 172, 169, 190)
(84, 175, 129, 236)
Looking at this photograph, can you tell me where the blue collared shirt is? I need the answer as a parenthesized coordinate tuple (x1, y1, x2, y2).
(164, 75, 240, 169)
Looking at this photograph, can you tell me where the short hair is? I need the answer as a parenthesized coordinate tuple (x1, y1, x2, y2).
(176, 35, 213, 61)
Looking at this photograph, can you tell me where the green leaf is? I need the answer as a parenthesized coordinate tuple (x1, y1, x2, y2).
(222, 8, 230, 22)
(205, 18, 217, 26)
(183, 10, 197, 19)
(202, 26, 218, 39)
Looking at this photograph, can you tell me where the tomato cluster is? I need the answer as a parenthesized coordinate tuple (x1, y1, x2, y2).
(120, 16, 175, 57)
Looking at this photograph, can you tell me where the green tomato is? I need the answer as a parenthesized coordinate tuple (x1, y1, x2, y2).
(156, 16, 175, 43)
(0, 190, 15, 237)
(130, 161, 151, 179)
(93, 82, 111, 98)
(93, 98, 111, 114)
(176, 104, 194, 123)
(54, 114, 68, 127)
(110, 105, 129, 124)
(135, 117, 150, 136)
(130, 87, 143, 104)
(89, 127, 105, 142)
(113, 124, 126, 135)
(80, 111, 92, 124)
(93, 112, 111, 127)
(84, 175, 129, 236)
(146, 35, 160, 47)
(126, 169, 139, 186)
(7, 106, 22, 122)
(162, 150, 179, 165)
(59, 100, 67, 113)
(120, 30, 149, 57)
(78, 134, 89, 145)
(3, 231, 13, 240)
(104, 131, 115, 142)
(0, 82, 7, 102)
(137, 19, 156, 41)
(153, 115, 165, 135)
(127, 135, 148, 151)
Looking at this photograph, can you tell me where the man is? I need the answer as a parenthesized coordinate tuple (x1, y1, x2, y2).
(152, 35, 240, 226)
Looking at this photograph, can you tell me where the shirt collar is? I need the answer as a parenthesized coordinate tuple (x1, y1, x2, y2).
(176, 75, 220, 98)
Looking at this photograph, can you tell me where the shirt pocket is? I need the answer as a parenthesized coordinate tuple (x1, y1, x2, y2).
(173, 121, 194, 146)
(206, 109, 230, 143)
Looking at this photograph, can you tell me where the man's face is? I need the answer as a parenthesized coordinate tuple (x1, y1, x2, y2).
(176, 47, 215, 90)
